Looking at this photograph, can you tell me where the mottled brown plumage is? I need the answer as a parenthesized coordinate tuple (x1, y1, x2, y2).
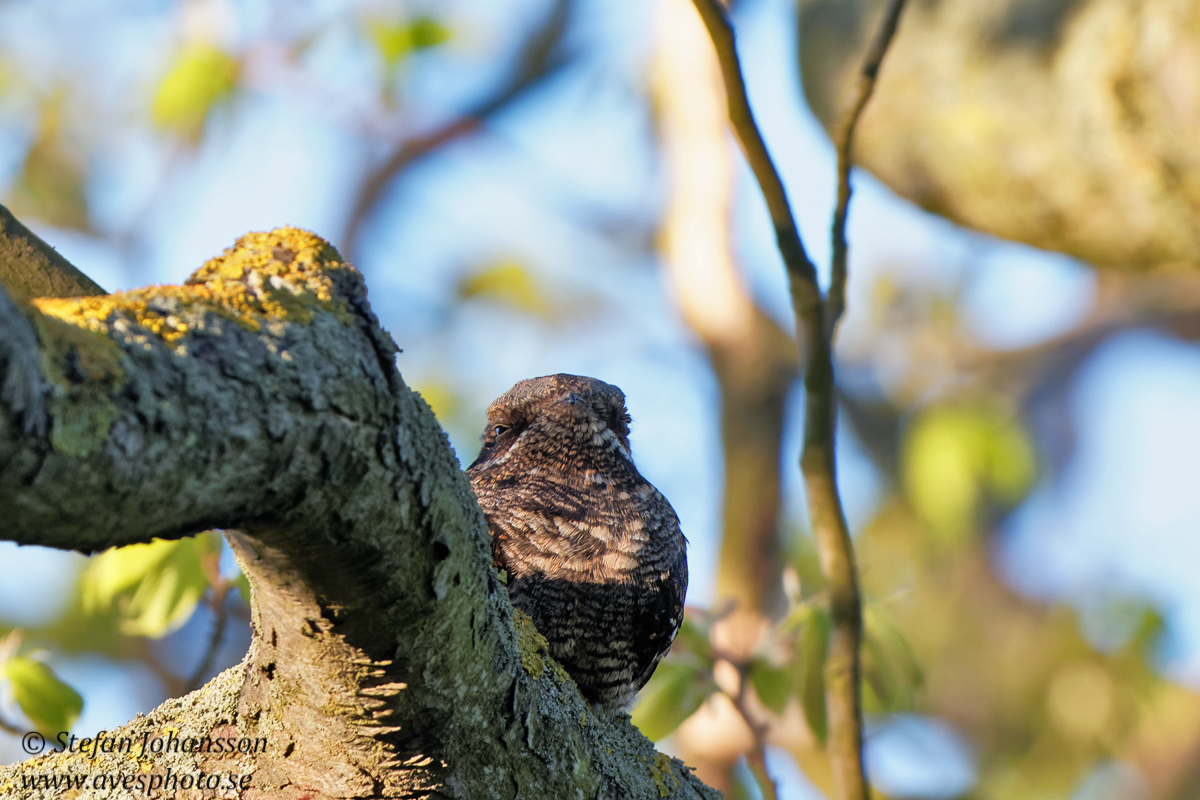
(466, 374, 688, 710)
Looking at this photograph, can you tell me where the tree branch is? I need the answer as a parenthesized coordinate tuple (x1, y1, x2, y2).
(687, 0, 821, 322)
(0, 225, 717, 798)
(341, 0, 575, 259)
(828, 0, 908, 334)
(0, 203, 105, 300)
(688, 1, 907, 798)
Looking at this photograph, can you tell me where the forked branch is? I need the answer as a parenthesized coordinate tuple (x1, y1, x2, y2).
(686, 2, 907, 799)
(829, 0, 909, 334)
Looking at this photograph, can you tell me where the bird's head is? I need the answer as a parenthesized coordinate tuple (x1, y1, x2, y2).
(467, 374, 633, 474)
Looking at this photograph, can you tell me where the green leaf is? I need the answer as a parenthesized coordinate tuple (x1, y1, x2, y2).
(79, 536, 215, 638)
(749, 658, 794, 715)
(901, 405, 1036, 544)
(861, 604, 923, 713)
(631, 660, 713, 742)
(151, 43, 239, 139)
(797, 607, 831, 743)
(457, 260, 551, 317)
(412, 379, 459, 422)
(4, 656, 83, 734)
(369, 16, 452, 67)
(11, 93, 89, 230)
(670, 617, 714, 664)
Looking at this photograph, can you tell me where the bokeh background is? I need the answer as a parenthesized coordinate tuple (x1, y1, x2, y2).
(2, 0, 1199, 798)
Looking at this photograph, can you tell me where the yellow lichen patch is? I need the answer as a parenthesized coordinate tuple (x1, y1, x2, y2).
(188, 227, 357, 326)
(35, 290, 193, 344)
(23, 227, 359, 458)
(650, 752, 679, 798)
(513, 609, 550, 679)
(34, 228, 359, 348)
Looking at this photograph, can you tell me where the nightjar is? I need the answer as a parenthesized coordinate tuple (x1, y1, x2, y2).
(466, 374, 688, 710)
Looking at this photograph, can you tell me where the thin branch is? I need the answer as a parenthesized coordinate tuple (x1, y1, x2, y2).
(341, 0, 575, 260)
(688, 0, 821, 322)
(690, 0, 867, 793)
(0, 711, 22, 736)
(688, 2, 907, 799)
(827, 0, 909, 334)
(182, 546, 231, 690)
(732, 664, 779, 800)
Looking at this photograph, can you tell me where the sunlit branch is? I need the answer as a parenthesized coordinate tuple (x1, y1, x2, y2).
(687, 1, 907, 799)
(828, 0, 909, 335)
(0, 203, 106, 300)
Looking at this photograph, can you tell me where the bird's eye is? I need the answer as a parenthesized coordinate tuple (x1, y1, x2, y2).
(492, 424, 510, 437)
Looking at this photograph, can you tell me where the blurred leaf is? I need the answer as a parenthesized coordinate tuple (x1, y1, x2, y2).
(796, 606, 831, 743)
(80, 535, 217, 638)
(784, 528, 825, 600)
(1126, 605, 1166, 657)
(413, 379, 459, 422)
(631, 659, 713, 742)
(861, 603, 923, 713)
(782, 596, 823, 635)
(749, 657, 794, 715)
(369, 16, 452, 67)
(671, 616, 714, 664)
(151, 43, 239, 139)
(901, 405, 1036, 543)
(11, 91, 88, 230)
(4, 656, 83, 734)
(457, 260, 551, 317)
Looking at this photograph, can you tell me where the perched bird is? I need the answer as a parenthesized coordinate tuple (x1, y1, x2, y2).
(467, 374, 688, 710)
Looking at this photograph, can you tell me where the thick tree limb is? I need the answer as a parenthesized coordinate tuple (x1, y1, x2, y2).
(801, 0, 1200, 271)
(0, 226, 716, 798)
(0, 204, 105, 300)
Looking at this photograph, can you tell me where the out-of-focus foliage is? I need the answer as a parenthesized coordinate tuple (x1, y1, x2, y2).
(151, 43, 239, 140)
(457, 260, 552, 318)
(11, 93, 88, 231)
(902, 404, 1037, 544)
(368, 16, 452, 67)
(1, 2, 1198, 799)
(2, 650, 83, 735)
(79, 535, 218, 639)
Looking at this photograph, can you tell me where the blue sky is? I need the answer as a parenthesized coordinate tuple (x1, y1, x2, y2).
(2, 0, 1198, 795)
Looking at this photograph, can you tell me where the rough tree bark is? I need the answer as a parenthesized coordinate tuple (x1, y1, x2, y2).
(800, 0, 1200, 271)
(0, 215, 719, 799)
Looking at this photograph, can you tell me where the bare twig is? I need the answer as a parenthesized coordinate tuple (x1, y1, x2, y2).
(687, 0, 821, 321)
(687, 1, 907, 799)
(0, 713, 22, 736)
(184, 550, 233, 694)
(732, 666, 779, 800)
(828, 0, 908, 334)
(341, 0, 575, 259)
(184, 586, 230, 693)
